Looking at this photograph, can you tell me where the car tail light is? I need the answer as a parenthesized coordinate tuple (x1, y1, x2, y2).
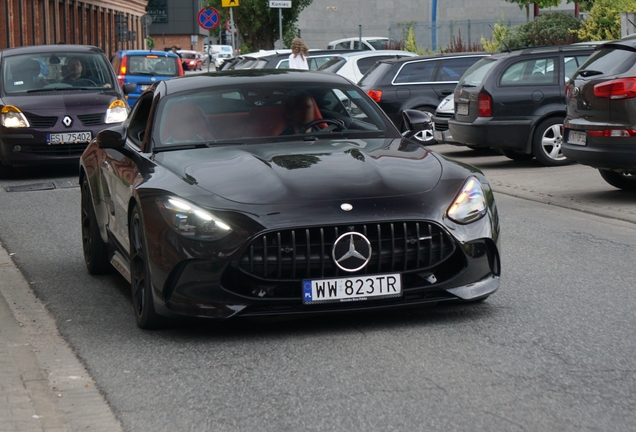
(117, 55, 128, 88)
(478, 92, 492, 117)
(367, 90, 382, 103)
(588, 129, 636, 137)
(593, 78, 636, 100)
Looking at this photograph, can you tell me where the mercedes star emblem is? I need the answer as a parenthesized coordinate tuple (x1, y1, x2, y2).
(332, 232, 372, 272)
(62, 116, 73, 127)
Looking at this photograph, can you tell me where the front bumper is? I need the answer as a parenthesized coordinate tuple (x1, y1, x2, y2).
(449, 117, 532, 149)
(432, 114, 455, 143)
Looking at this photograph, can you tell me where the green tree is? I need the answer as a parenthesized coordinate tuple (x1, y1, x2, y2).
(578, 0, 621, 41)
(203, 0, 313, 52)
(498, 12, 581, 50)
(403, 27, 424, 55)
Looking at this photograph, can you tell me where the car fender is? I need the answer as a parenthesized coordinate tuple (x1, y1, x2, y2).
(525, 105, 566, 152)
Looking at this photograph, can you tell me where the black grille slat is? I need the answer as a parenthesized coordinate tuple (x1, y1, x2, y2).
(25, 115, 57, 128)
(238, 222, 456, 281)
(77, 113, 105, 126)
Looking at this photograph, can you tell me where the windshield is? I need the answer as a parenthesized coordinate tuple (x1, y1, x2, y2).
(126, 54, 179, 77)
(366, 39, 390, 50)
(2, 51, 116, 94)
(153, 83, 393, 149)
(181, 53, 197, 59)
(457, 57, 497, 87)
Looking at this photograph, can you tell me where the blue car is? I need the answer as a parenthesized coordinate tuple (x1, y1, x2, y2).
(110, 50, 183, 107)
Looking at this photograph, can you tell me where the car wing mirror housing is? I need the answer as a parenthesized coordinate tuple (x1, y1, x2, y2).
(96, 126, 126, 149)
(123, 83, 137, 95)
(402, 109, 432, 139)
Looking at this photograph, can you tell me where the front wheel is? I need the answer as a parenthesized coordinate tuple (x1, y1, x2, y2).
(599, 169, 636, 190)
(532, 117, 573, 166)
(129, 206, 165, 329)
(81, 176, 111, 274)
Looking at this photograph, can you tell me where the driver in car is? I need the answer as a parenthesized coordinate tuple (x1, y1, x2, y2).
(61, 57, 102, 86)
(279, 90, 319, 135)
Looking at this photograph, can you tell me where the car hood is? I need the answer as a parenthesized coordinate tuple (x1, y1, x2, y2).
(156, 138, 443, 205)
(2, 90, 121, 113)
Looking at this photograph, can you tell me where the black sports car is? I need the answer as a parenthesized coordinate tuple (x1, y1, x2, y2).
(80, 70, 501, 329)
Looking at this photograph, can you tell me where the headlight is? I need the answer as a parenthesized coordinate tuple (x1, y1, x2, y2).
(447, 177, 487, 224)
(1, 105, 30, 128)
(105, 100, 128, 124)
(157, 197, 233, 241)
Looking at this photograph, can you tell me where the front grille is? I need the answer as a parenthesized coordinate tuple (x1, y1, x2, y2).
(22, 143, 88, 156)
(435, 112, 453, 119)
(77, 113, 105, 126)
(25, 115, 57, 128)
(238, 221, 456, 281)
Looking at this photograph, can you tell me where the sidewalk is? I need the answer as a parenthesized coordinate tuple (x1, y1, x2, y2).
(0, 243, 122, 432)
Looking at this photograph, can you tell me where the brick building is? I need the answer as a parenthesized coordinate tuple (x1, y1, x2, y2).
(1, 0, 148, 58)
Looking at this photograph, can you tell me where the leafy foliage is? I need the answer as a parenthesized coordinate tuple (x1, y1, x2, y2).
(203, 0, 313, 52)
(403, 27, 424, 55)
(496, 12, 581, 51)
(481, 22, 510, 52)
(578, 0, 621, 41)
(440, 30, 484, 53)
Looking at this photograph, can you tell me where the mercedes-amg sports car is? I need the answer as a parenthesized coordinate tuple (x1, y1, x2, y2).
(80, 70, 501, 329)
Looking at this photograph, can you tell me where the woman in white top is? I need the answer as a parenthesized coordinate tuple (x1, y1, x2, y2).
(288, 38, 309, 70)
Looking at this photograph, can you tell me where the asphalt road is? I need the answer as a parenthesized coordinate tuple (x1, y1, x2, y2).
(1, 147, 635, 431)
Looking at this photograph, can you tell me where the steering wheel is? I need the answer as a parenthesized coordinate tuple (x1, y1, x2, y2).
(73, 78, 98, 87)
(303, 118, 347, 133)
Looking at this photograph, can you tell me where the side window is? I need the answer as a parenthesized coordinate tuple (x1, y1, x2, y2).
(437, 57, 481, 82)
(309, 56, 335, 70)
(335, 42, 350, 50)
(394, 60, 438, 84)
(127, 93, 153, 147)
(500, 57, 556, 86)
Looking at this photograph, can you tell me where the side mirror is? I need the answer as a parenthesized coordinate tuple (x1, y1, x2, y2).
(123, 83, 137, 95)
(96, 126, 126, 149)
(402, 109, 432, 140)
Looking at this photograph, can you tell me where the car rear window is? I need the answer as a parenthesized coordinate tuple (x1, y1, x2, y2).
(358, 62, 392, 86)
(127, 55, 179, 76)
(318, 57, 346, 73)
(437, 57, 483, 81)
(573, 47, 636, 79)
(457, 57, 497, 87)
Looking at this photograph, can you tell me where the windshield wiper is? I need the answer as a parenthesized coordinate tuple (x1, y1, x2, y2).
(578, 70, 604, 77)
(153, 143, 211, 152)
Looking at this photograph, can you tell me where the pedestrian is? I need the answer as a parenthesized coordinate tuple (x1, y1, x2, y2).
(288, 38, 309, 70)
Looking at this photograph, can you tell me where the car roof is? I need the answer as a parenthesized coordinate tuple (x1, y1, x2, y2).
(329, 37, 389, 44)
(238, 49, 359, 60)
(0, 44, 104, 57)
(377, 51, 491, 65)
(161, 69, 354, 94)
(330, 50, 418, 60)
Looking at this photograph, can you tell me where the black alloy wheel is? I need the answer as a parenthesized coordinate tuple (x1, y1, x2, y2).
(599, 169, 636, 191)
(532, 117, 573, 167)
(500, 149, 534, 161)
(129, 206, 164, 329)
(81, 176, 111, 274)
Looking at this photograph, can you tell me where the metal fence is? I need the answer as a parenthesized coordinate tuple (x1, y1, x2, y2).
(300, 19, 531, 52)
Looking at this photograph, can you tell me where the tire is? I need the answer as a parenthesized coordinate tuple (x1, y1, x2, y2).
(405, 106, 436, 143)
(129, 206, 165, 329)
(81, 176, 111, 274)
(599, 169, 636, 190)
(500, 148, 534, 161)
(532, 117, 572, 167)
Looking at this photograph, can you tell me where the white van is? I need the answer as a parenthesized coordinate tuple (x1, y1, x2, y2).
(327, 37, 391, 51)
(208, 45, 234, 68)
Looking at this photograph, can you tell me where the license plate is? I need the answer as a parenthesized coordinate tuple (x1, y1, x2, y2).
(434, 130, 443, 141)
(47, 131, 92, 145)
(568, 130, 586, 146)
(302, 273, 402, 304)
(140, 85, 151, 91)
(457, 103, 469, 115)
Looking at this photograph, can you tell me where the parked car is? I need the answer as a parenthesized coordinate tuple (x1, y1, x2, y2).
(208, 44, 234, 68)
(79, 70, 501, 328)
(0, 44, 129, 177)
(110, 50, 183, 107)
(327, 37, 395, 50)
(229, 49, 359, 71)
(563, 38, 636, 189)
(432, 95, 455, 143)
(177, 50, 203, 71)
(318, 50, 418, 83)
(448, 45, 595, 166)
(358, 53, 490, 142)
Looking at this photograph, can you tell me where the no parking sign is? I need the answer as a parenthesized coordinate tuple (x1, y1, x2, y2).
(197, 8, 220, 31)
